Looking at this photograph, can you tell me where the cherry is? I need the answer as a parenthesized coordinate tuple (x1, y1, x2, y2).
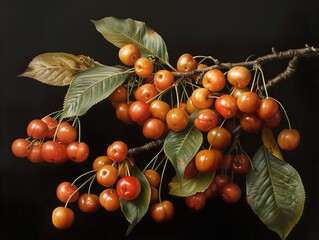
(202, 69, 226, 92)
(41, 140, 68, 164)
(176, 53, 197, 72)
(195, 149, 221, 173)
(108, 85, 128, 103)
(256, 98, 279, 120)
(115, 101, 134, 125)
(232, 86, 249, 99)
(166, 107, 189, 132)
(128, 100, 151, 122)
(239, 112, 263, 133)
(142, 117, 165, 139)
(231, 153, 250, 174)
(26, 119, 49, 140)
(227, 66, 251, 88)
(134, 83, 158, 103)
(153, 69, 175, 91)
(213, 174, 230, 193)
(117, 157, 135, 177)
(118, 43, 141, 66)
(215, 94, 238, 119)
(106, 140, 128, 163)
(194, 108, 218, 132)
(220, 182, 242, 204)
(52, 206, 74, 229)
(204, 181, 219, 200)
(236, 91, 261, 113)
(134, 57, 154, 78)
(78, 193, 100, 213)
(277, 129, 300, 151)
(207, 126, 232, 149)
(263, 110, 281, 128)
(96, 164, 119, 187)
(66, 141, 90, 163)
(56, 181, 79, 203)
(11, 138, 31, 158)
(185, 192, 206, 211)
(183, 157, 198, 179)
(143, 169, 161, 188)
(41, 116, 58, 139)
(191, 88, 214, 110)
(27, 141, 44, 163)
(149, 100, 171, 122)
(150, 186, 159, 204)
(56, 122, 78, 145)
(150, 200, 175, 223)
(186, 97, 197, 115)
(116, 176, 141, 200)
(99, 188, 120, 211)
(92, 155, 112, 170)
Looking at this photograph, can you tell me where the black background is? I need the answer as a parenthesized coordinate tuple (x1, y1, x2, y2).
(1, 0, 319, 239)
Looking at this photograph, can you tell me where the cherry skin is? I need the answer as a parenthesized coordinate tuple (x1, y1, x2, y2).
(231, 153, 250, 174)
(149, 99, 171, 122)
(207, 126, 232, 149)
(277, 129, 300, 151)
(115, 101, 134, 125)
(185, 192, 207, 211)
(134, 83, 158, 103)
(220, 182, 242, 204)
(177, 53, 197, 72)
(215, 94, 238, 119)
(26, 119, 49, 140)
(27, 141, 44, 163)
(153, 69, 175, 91)
(195, 149, 221, 173)
(166, 107, 189, 132)
(66, 141, 90, 163)
(99, 188, 120, 211)
(143, 169, 161, 188)
(263, 110, 281, 128)
(194, 108, 219, 132)
(92, 155, 112, 170)
(128, 100, 151, 122)
(239, 112, 263, 133)
(232, 86, 249, 99)
(41, 140, 68, 164)
(108, 85, 128, 103)
(41, 116, 58, 138)
(256, 98, 279, 120)
(213, 174, 231, 193)
(150, 200, 175, 223)
(106, 140, 128, 163)
(134, 57, 154, 78)
(191, 88, 214, 110)
(183, 157, 198, 179)
(237, 91, 261, 113)
(142, 117, 165, 139)
(78, 193, 100, 213)
(202, 69, 226, 92)
(96, 164, 119, 187)
(52, 206, 74, 229)
(186, 97, 197, 115)
(56, 122, 78, 145)
(227, 66, 251, 88)
(116, 176, 141, 200)
(204, 181, 219, 200)
(11, 138, 31, 158)
(56, 181, 79, 203)
(118, 43, 141, 66)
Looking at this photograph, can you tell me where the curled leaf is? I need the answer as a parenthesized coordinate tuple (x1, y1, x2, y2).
(19, 52, 94, 86)
(92, 16, 169, 64)
(262, 127, 283, 160)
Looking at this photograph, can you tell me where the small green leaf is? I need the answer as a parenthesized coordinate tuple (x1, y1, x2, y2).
(168, 172, 215, 197)
(246, 146, 305, 240)
(61, 64, 130, 118)
(163, 121, 202, 184)
(120, 166, 151, 236)
(19, 52, 94, 86)
(92, 16, 169, 64)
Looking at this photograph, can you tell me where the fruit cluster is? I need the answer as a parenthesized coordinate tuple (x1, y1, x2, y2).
(11, 116, 90, 164)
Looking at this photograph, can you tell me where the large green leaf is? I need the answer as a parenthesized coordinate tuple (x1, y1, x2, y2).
(92, 16, 169, 64)
(246, 146, 305, 240)
(120, 165, 151, 236)
(163, 123, 203, 184)
(61, 64, 130, 118)
(168, 172, 215, 197)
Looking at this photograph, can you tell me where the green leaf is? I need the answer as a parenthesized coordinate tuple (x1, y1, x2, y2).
(61, 64, 130, 118)
(19, 52, 94, 86)
(120, 165, 151, 236)
(246, 146, 305, 240)
(163, 122, 203, 185)
(168, 172, 215, 197)
(92, 16, 169, 64)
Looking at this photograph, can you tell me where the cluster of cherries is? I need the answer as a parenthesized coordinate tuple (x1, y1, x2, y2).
(11, 116, 89, 164)
(11, 42, 301, 230)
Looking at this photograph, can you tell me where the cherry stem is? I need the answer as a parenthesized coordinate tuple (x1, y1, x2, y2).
(71, 169, 96, 186)
(268, 97, 292, 130)
(158, 157, 169, 203)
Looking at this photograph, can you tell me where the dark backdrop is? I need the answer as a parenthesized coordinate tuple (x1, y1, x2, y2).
(1, 0, 319, 239)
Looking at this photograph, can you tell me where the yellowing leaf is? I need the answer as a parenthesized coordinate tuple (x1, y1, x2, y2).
(19, 52, 94, 86)
(262, 127, 283, 160)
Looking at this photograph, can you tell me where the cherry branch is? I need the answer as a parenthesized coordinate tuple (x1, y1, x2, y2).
(127, 46, 319, 155)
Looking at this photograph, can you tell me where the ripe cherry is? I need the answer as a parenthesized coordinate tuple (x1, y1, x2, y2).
(195, 149, 221, 173)
(134, 83, 158, 103)
(256, 98, 279, 120)
(108, 85, 128, 103)
(99, 188, 120, 211)
(202, 69, 226, 92)
(277, 129, 300, 151)
(115, 101, 134, 125)
(56, 181, 79, 203)
(239, 112, 263, 133)
(118, 43, 141, 66)
(149, 100, 171, 122)
(220, 182, 242, 204)
(191, 88, 214, 110)
(106, 140, 128, 163)
(134, 57, 154, 78)
(66, 141, 90, 163)
(215, 94, 238, 119)
(41, 116, 58, 139)
(56, 122, 77, 145)
(231, 153, 250, 174)
(78, 193, 100, 213)
(92, 155, 112, 170)
(263, 110, 281, 128)
(96, 164, 119, 187)
(227, 66, 251, 88)
(143, 169, 161, 188)
(207, 126, 232, 149)
(142, 117, 165, 139)
(166, 107, 189, 132)
(213, 174, 230, 193)
(116, 176, 141, 200)
(11, 138, 31, 158)
(41, 140, 68, 164)
(153, 69, 175, 91)
(177, 53, 197, 72)
(26, 119, 49, 140)
(185, 192, 206, 211)
(204, 181, 219, 200)
(194, 108, 218, 132)
(183, 157, 198, 179)
(237, 91, 260, 113)
(128, 100, 151, 122)
(52, 206, 74, 229)
(150, 200, 175, 223)
(27, 141, 44, 163)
